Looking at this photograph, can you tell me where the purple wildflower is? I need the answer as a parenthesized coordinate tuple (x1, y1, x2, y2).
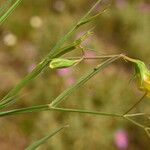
(114, 129, 128, 150)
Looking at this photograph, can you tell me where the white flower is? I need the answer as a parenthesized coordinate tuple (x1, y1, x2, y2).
(30, 16, 43, 28)
(3, 33, 17, 46)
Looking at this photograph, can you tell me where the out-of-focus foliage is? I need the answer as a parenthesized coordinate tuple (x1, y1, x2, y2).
(0, 0, 149, 150)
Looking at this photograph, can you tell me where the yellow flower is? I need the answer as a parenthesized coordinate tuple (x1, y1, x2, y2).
(122, 55, 150, 97)
(135, 60, 150, 97)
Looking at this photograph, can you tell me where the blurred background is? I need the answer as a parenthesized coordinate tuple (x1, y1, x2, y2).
(0, 0, 150, 149)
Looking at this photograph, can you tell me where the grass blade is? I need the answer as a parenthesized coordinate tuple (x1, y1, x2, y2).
(0, 0, 22, 25)
(51, 107, 122, 117)
(0, 105, 121, 118)
(0, 105, 49, 117)
(25, 125, 68, 150)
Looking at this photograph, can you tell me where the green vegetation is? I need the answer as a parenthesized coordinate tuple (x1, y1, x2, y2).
(0, 0, 149, 149)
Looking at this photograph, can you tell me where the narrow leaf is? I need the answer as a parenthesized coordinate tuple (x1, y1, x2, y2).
(0, 0, 23, 25)
(0, 104, 122, 118)
(25, 125, 68, 150)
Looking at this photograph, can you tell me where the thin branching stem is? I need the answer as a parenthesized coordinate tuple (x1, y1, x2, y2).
(64, 54, 121, 60)
(124, 113, 149, 117)
(0, 104, 149, 138)
(50, 107, 122, 117)
(123, 116, 145, 128)
(123, 93, 147, 115)
(25, 125, 68, 150)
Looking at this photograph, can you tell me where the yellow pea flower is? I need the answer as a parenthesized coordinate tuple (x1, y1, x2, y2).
(135, 60, 150, 97)
(122, 55, 150, 97)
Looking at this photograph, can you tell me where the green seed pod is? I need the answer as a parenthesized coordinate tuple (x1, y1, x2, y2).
(49, 58, 81, 69)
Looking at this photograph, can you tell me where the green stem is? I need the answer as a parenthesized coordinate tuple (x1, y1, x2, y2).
(65, 54, 121, 60)
(124, 113, 149, 117)
(25, 125, 68, 150)
(123, 116, 145, 129)
(121, 54, 139, 63)
(0, 0, 23, 25)
(0, 104, 149, 139)
(123, 93, 146, 115)
(0, 105, 122, 118)
(0, 105, 49, 117)
(50, 107, 122, 117)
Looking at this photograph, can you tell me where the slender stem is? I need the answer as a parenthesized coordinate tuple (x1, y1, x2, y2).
(0, 105, 49, 117)
(80, 0, 102, 19)
(123, 93, 147, 115)
(46, 54, 122, 61)
(25, 125, 68, 150)
(123, 116, 145, 129)
(0, 104, 122, 118)
(124, 113, 149, 117)
(0, 104, 149, 139)
(50, 107, 122, 117)
(65, 54, 121, 60)
(120, 54, 138, 63)
(0, 0, 23, 25)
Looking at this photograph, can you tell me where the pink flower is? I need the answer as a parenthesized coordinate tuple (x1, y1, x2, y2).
(56, 68, 72, 77)
(114, 129, 128, 150)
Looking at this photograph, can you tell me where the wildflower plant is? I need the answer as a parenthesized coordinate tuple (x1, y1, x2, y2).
(0, 0, 149, 149)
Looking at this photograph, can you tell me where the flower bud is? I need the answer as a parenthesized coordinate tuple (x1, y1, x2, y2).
(49, 58, 81, 69)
